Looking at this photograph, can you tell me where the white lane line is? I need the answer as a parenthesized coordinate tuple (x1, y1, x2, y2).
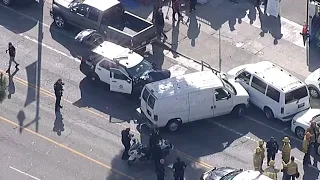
(168, 64, 188, 77)
(9, 166, 41, 180)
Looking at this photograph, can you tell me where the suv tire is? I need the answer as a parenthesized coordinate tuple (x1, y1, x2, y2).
(54, 14, 65, 28)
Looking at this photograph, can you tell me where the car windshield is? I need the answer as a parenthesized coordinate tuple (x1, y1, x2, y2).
(221, 171, 242, 180)
(222, 79, 236, 95)
(126, 60, 153, 79)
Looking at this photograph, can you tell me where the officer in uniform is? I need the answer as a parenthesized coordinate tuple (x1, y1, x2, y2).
(258, 140, 265, 169)
(302, 132, 311, 164)
(121, 128, 131, 160)
(266, 137, 279, 166)
(283, 156, 299, 180)
(282, 137, 291, 164)
(156, 159, 165, 180)
(172, 157, 187, 180)
(54, 79, 64, 112)
(306, 122, 319, 154)
(264, 160, 279, 180)
(253, 147, 263, 172)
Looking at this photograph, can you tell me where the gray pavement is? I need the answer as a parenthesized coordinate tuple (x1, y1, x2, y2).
(0, 1, 319, 180)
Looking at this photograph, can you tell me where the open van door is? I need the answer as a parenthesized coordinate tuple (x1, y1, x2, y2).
(109, 68, 132, 94)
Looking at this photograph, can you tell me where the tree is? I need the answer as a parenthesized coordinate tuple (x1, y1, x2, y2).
(0, 73, 8, 103)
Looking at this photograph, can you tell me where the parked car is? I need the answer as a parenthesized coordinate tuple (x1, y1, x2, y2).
(291, 108, 320, 139)
(305, 68, 320, 98)
(200, 167, 272, 180)
(227, 61, 310, 121)
(137, 71, 249, 132)
(2, 0, 34, 6)
(50, 0, 157, 52)
(78, 39, 170, 95)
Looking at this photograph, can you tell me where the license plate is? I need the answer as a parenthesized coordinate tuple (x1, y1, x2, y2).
(298, 103, 305, 108)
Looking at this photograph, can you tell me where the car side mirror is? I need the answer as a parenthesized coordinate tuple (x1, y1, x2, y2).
(127, 79, 131, 83)
(227, 93, 231, 99)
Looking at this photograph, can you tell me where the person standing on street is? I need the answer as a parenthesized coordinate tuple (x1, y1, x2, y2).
(54, 79, 64, 112)
(283, 156, 299, 180)
(302, 132, 311, 164)
(253, 147, 263, 172)
(264, 160, 279, 180)
(306, 122, 319, 154)
(6, 42, 19, 73)
(266, 137, 279, 166)
(172, 157, 187, 180)
(172, 0, 183, 21)
(155, 8, 168, 41)
(121, 128, 131, 160)
(189, 0, 197, 13)
(156, 159, 165, 180)
(258, 140, 265, 170)
(282, 137, 291, 164)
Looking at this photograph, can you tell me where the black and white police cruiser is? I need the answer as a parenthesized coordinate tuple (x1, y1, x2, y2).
(75, 29, 171, 95)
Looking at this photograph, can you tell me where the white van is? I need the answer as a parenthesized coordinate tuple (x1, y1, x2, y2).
(138, 71, 250, 132)
(227, 61, 310, 122)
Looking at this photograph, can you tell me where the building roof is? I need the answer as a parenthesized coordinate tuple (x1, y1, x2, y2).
(83, 0, 120, 11)
(92, 41, 143, 68)
(145, 71, 223, 99)
(245, 61, 304, 92)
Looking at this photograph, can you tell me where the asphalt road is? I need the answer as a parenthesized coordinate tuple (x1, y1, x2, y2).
(0, 1, 319, 180)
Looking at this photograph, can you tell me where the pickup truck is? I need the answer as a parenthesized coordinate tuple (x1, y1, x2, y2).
(50, 0, 157, 52)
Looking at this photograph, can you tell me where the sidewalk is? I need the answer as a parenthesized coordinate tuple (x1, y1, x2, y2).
(129, 0, 319, 78)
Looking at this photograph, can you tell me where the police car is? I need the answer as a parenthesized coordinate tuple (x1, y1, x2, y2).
(200, 167, 272, 180)
(75, 30, 171, 95)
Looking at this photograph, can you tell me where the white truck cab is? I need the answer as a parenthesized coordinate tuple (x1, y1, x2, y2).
(138, 71, 250, 132)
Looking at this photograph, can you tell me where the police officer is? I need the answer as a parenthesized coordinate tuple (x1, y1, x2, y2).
(282, 137, 291, 164)
(121, 128, 131, 160)
(264, 160, 279, 180)
(172, 157, 187, 180)
(283, 156, 299, 180)
(258, 140, 265, 169)
(149, 129, 161, 149)
(54, 79, 64, 112)
(156, 159, 165, 180)
(253, 147, 263, 172)
(266, 137, 279, 166)
(306, 122, 319, 154)
(302, 132, 311, 164)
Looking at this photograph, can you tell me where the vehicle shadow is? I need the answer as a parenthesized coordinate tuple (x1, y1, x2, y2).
(308, 43, 320, 72)
(73, 78, 139, 124)
(0, 1, 39, 34)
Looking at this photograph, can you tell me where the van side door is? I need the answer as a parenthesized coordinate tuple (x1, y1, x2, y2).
(188, 89, 214, 122)
(213, 88, 233, 116)
(249, 76, 267, 109)
(109, 68, 132, 94)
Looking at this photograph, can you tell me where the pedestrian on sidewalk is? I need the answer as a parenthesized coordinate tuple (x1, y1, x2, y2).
(282, 137, 291, 164)
(266, 137, 279, 166)
(189, 0, 196, 13)
(172, 0, 183, 21)
(152, 0, 163, 23)
(5, 42, 19, 73)
(121, 128, 131, 160)
(156, 159, 165, 180)
(155, 8, 168, 40)
(302, 132, 311, 164)
(54, 78, 64, 112)
(172, 157, 187, 180)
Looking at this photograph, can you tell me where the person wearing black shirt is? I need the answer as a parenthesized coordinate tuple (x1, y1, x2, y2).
(156, 159, 165, 180)
(54, 79, 64, 112)
(266, 137, 279, 166)
(6, 42, 19, 73)
(155, 8, 167, 40)
(121, 128, 131, 160)
(172, 157, 187, 180)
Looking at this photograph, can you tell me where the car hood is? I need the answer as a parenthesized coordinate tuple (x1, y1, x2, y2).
(305, 68, 320, 83)
(140, 69, 171, 82)
(53, 0, 75, 8)
(233, 170, 271, 180)
(293, 108, 320, 125)
(226, 64, 254, 79)
(228, 78, 249, 97)
(75, 29, 97, 42)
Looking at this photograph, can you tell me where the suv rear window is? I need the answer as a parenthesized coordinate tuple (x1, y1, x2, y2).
(285, 86, 308, 104)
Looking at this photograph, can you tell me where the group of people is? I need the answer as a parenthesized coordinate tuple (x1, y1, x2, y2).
(152, 0, 197, 41)
(121, 128, 187, 180)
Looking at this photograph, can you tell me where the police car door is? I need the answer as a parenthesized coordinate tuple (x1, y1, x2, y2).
(109, 68, 132, 94)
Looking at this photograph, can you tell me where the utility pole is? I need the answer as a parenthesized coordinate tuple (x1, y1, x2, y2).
(306, 0, 310, 65)
(218, 28, 222, 72)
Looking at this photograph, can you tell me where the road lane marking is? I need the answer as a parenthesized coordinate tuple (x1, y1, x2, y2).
(0, 71, 213, 170)
(0, 117, 135, 180)
(9, 166, 41, 180)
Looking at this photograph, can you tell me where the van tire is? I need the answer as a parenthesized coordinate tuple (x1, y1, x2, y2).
(295, 127, 305, 139)
(232, 105, 246, 118)
(166, 119, 181, 132)
(264, 107, 274, 119)
(54, 14, 66, 28)
(308, 87, 319, 99)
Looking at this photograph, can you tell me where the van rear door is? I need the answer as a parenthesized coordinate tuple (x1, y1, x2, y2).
(284, 86, 310, 116)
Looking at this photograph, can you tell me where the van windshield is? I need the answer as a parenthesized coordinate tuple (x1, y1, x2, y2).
(222, 79, 236, 95)
(285, 86, 308, 104)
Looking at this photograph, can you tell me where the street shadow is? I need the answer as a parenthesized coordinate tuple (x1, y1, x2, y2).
(17, 110, 26, 133)
(258, 10, 283, 45)
(149, 43, 165, 69)
(7, 68, 19, 99)
(0, 1, 39, 34)
(308, 44, 320, 72)
(72, 78, 138, 124)
(53, 111, 64, 136)
(171, 19, 181, 57)
(24, 61, 37, 107)
(187, 13, 201, 47)
(247, 4, 257, 24)
(302, 164, 319, 180)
